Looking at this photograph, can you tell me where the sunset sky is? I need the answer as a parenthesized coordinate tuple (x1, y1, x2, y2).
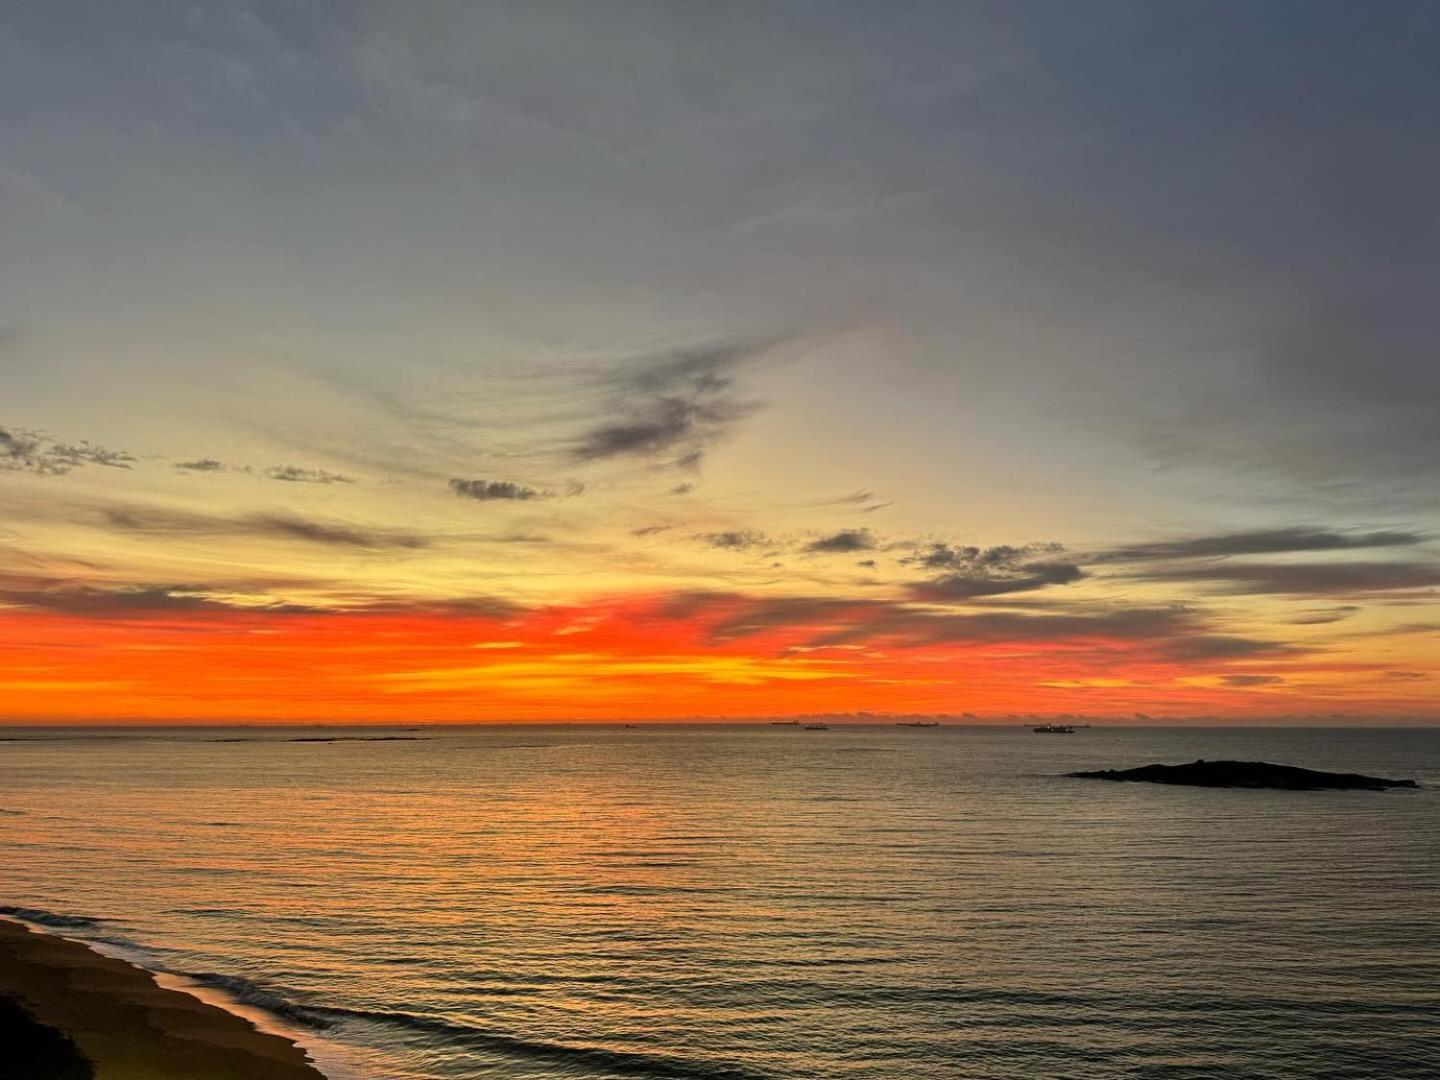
(2, 2, 1438, 722)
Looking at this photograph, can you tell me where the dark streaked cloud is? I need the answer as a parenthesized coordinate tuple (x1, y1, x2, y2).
(1289, 605, 1361, 625)
(250, 514, 425, 549)
(449, 478, 545, 502)
(1099, 527, 1424, 562)
(659, 590, 1281, 662)
(1, 425, 135, 476)
(100, 505, 427, 550)
(575, 397, 753, 466)
(804, 529, 875, 554)
(1130, 560, 1440, 597)
(174, 458, 226, 473)
(0, 569, 522, 620)
(573, 340, 768, 466)
(1221, 674, 1285, 687)
(0, 580, 321, 617)
(909, 560, 1085, 601)
(1161, 635, 1295, 661)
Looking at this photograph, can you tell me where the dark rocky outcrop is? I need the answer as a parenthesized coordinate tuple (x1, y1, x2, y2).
(1068, 759, 1418, 791)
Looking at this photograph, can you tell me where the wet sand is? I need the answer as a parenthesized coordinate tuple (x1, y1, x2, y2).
(0, 919, 324, 1079)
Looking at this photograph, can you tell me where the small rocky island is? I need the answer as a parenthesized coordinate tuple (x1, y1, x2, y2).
(1068, 759, 1418, 791)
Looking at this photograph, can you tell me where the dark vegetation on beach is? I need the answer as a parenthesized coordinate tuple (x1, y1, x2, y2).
(0, 995, 93, 1080)
(1069, 760, 1418, 791)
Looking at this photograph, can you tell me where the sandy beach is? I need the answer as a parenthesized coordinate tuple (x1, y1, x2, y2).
(0, 918, 324, 1080)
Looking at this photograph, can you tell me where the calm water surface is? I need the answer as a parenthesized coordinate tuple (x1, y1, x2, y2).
(2, 725, 1437, 1079)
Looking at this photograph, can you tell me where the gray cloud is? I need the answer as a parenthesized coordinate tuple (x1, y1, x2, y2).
(101, 505, 427, 550)
(698, 530, 769, 551)
(805, 529, 876, 554)
(449, 478, 545, 501)
(266, 465, 354, 484)
(249, 514, 425, 549)
(1129, 560, 1440, 597)
(1, 425, 135, 476)
(0, 569, 522, 620)
(1099, 527, 1424, 562)
(904, 542, 1064, 570)
(573, 340, 768, 465)
(909, 560, 1086, 601)
(174, 460, 354, 483)
(0, 579, 321, 617)
(898, 542, 1082, 602)
(1161, 636, 1296, 661)
(1289, 605, 1361, 625)
(659, 590, 1280, 662)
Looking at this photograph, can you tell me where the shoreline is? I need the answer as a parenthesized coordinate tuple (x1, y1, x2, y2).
(0, 918, 327, 1079)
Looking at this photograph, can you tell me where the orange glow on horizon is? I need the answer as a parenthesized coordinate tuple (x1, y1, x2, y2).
(1, 593, 1433, 724)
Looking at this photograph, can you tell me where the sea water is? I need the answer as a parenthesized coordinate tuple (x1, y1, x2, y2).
(2, 725, 1437, 1079)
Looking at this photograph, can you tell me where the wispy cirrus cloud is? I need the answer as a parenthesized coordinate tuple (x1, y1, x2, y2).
(1289, 605, 1361, 625)
(0, 566, 525, 620)
(816, 490, 893, 514)
(1127, 560, 1440, 597)
(657, 589, 1286, 665)
(99, 504, 427, 550)
(572, 340, 770, 468)
(1098, 526, 1424, 562)
(0, 582, 321, 617)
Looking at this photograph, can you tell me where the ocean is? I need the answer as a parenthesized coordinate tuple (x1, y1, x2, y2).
(2, 725, 1437, 1079)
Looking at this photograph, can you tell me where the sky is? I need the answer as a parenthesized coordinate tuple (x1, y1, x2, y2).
(2, 1, 1438, 723)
